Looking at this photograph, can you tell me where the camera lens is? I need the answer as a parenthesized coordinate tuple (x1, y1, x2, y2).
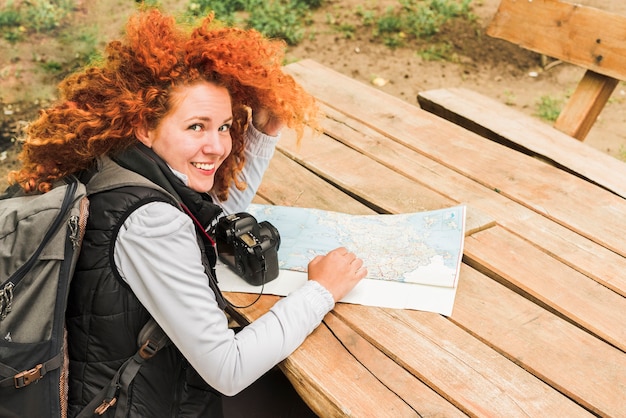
(259, 221, 280, 250)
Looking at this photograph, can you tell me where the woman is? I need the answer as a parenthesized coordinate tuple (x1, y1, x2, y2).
(9, 9, 366, 417)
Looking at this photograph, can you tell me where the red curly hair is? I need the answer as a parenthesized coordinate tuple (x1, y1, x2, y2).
(9, 9, 317, 200)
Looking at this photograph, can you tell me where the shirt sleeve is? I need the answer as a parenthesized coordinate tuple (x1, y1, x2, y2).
(114, 201, 334, 396)
(212, 123, 279, 214)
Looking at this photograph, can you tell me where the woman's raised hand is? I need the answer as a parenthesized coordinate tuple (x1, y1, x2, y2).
(307, 247, 367, 302)
(251, 107, 284, 137)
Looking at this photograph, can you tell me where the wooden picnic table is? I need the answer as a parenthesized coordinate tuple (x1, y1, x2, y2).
(224, 59, 626, 417)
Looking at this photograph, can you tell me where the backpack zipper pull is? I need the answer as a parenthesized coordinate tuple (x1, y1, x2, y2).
(94, 385, 119, 415)
(94, 397, 117, 415)
(0, 282, 14, 320)
(68, 215, 80, 249)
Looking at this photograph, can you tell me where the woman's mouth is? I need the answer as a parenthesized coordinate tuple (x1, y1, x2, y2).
(192, 162, 216, 172)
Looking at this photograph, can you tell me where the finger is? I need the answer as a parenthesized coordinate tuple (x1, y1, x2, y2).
(345, 251, 358, 262)
(352, 258, 364, 268)
(356, 266, 368, 279)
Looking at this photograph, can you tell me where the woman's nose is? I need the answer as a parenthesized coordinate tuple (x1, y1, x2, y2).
(202, 131, 226, 154)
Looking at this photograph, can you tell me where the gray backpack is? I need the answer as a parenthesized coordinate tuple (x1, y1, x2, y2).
(0, 176, 168, 417)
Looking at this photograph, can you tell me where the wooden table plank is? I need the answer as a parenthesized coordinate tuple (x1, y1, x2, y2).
(464, 226, 625, 352)
(254, 150, 375, 214)
(417, 86, 626, 196)
(323, 313, 466, 417)
(281, 91, 626, 298)
(225, 294, 418, 417)
(450, 265, 626, 417)
(278, 127, 457, 214)
(332, 300, 594, 417)
(284, 59, 626, 258)
(283, 321, 418, 417)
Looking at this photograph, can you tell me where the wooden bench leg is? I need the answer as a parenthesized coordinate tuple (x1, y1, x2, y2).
(554, 70, 619, 141)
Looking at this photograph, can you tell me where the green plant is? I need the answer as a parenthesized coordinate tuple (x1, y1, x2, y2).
(429, 0, 472, 19)
(246, 0, 307, 45)
(185, 0, 247, 25)
(374, 6, 405, 47)
(355, 6, 375, 26)
(0, 5, 21, 28)
(370, 0, 474, 45)
(335, 23, 356, 39)
(183, 0, 319, 45)
(418, 42, 453, 61)
(141, 0, 162, 7)
(376, 6, 403, 34)
(2, 29, 23, 43)
(406, 0, 473, 37)
(59, 26, 102, 68)
(535, 95, 563, 122)
(292, 0, 322, 8)
(403, 2, 440, 38)
(618, 144, 626, 162)
(40, 60, 63, 73)
(0, 0, 74, 34)
(503, 90, 516, 106)
(24, 0, 74, 32)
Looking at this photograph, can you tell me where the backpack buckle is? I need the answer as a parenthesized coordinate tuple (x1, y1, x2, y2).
(95, 397, 117, 415)
(138, 339, 159, 360)
(14, 364, 43, 388)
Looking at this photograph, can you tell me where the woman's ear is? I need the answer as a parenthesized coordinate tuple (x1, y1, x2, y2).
(135, 126, 153, 148)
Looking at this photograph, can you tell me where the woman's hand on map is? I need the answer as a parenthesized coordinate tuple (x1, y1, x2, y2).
(308, 247, 367, 302)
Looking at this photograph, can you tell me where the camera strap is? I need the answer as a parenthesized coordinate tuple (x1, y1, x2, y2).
(226, 246, 267, 309)
(180, 203, 228, 310)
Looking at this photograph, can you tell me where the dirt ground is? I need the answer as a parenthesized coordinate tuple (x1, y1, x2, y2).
(288, 0, 626, 158)
(2, 0, 626, 188)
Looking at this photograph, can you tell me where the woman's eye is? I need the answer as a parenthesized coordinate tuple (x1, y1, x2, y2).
(218, 123, 232, 133)
(189, 123, 203, 132)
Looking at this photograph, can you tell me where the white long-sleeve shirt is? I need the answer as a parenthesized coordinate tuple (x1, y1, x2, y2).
(113, 125, 335, 396)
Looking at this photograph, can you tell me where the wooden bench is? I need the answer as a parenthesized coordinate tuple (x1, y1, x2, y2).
(417, 0, 626, 199)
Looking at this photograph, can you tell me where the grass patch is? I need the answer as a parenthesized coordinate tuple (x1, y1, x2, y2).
(182, 0, 475, 52)
(418, 42, 455, 61)
(184, 0, 322, 45)
(0, 0, 75, 41)
(535, 95, 563, 122)
(373, 0, 474, 48)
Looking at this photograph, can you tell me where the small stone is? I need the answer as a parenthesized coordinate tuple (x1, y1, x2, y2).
(372, 77, 387, 87)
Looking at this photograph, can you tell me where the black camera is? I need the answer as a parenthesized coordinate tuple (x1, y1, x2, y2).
(215, 212, 281, 286)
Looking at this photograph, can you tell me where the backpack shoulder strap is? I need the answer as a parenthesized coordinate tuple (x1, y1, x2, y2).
(76, 318, 170, 417)
(1, 179, 77, 294)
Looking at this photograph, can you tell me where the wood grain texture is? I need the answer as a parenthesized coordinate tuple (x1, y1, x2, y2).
(487, 0, 626, 81)
(450, 265, 626, 417)
(553, 70, 619, 139)
(464, 226, 626, 353)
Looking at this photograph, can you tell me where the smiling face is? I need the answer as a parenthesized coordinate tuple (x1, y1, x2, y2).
(137, 81, 234, 193)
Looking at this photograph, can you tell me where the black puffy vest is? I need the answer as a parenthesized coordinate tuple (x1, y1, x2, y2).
(65, 158, 223, 417)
